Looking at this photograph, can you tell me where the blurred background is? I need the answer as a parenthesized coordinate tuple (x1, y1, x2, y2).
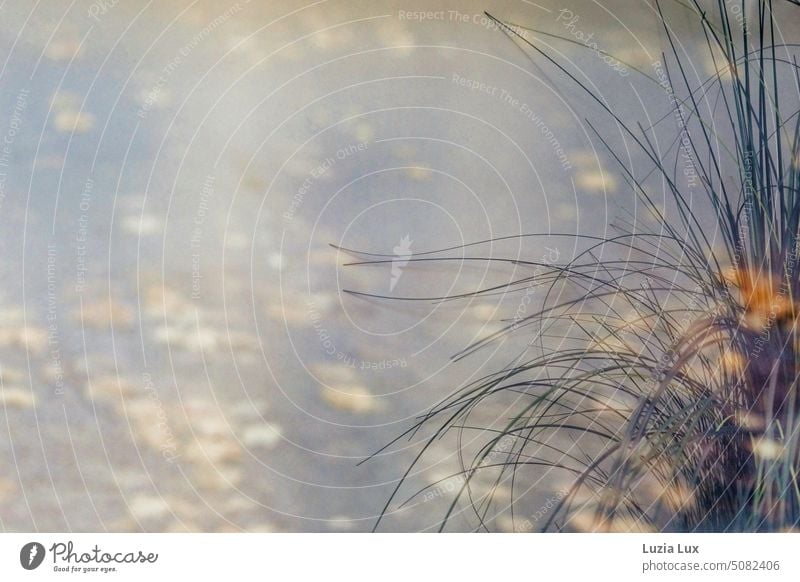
(0, 0, 791, 532)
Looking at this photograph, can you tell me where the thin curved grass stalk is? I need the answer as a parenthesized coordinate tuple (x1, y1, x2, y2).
(347, 0, 800, 532)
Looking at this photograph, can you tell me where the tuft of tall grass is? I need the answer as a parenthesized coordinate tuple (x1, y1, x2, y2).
(350, 0, 800, 532)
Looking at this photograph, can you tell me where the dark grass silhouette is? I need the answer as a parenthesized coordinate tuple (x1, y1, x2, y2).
(346, 0, 800, 532)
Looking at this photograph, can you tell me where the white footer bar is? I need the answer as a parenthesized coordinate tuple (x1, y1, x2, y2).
(1, 533, 798, 581)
